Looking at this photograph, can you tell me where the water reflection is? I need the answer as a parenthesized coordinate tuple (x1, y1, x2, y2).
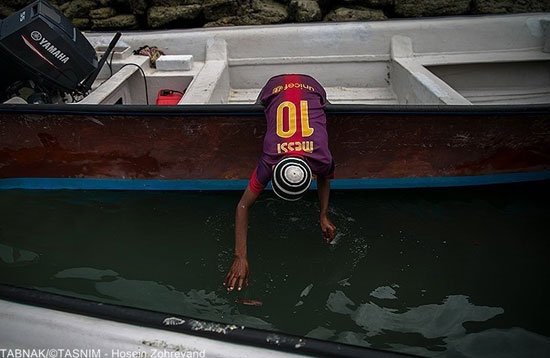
(444, 327, 550, 358)
(0, 243, 39, 266)
(370, 285, 399, 300)
(50, 267, 273, 330)
(322, 289, 550, 357)
(2, 186, 549, 358)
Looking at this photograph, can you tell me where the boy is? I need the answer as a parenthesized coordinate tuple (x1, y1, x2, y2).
(224, 74, 336, 292)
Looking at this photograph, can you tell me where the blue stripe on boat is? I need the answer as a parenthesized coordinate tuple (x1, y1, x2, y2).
(1, 171, 549, 191)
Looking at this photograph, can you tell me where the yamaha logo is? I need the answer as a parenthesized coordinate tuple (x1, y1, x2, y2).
(24, 30, 70, 64)
(31, 31, 42, 41)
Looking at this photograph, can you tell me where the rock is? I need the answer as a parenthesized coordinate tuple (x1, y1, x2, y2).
(472, 0, 512, 13)
(63, 0, 97, 19)
(526, 1, 549, 12)
(339, 0, 393, 8)
(2, 1, 34, 9)
(92, 14, 139, 29)
(366, 0, 393, 7)
(237, 13, 282, 25)
(72, 17, 92, 30)
(5, 0, 548, 30)
(50, 3, 64, 12)
(394, 0, 471, 17)
(203, 0, 237, 21)
(152, 0, 203, 5)
(59, 2, 72, 12)
(248, 0, 289, 23)
(128, 0, 149, 15)
(0, 5, 15, 19)
(324, 6, 387, 21)
(90, 7, 117, 19)
(472, 0, 550, 14)
(147, 5, 202, 28)
(289, 0, 322, 22)
(204, 16, 238, 27)
(204, 0, 288, 26)
(49, 0, 69, 5)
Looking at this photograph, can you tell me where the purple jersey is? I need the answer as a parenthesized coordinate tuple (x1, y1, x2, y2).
(249, 74, 334, 194)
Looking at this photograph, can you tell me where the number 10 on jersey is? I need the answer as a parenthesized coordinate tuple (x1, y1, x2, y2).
(276, 100, 315, 138)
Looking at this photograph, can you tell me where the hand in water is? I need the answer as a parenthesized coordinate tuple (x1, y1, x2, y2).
(224, 256, 249, 291)
(320, 215, 337, 243)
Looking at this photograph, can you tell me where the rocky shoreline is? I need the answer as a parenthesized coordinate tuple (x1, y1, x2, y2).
(1, 0, 549, 30)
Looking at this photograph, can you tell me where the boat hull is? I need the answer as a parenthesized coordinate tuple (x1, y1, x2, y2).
(0, 284, 404, 358)
(1, 105, 549, 190)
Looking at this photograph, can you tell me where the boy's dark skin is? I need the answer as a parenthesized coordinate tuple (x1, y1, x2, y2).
(223, 176, 336, 291)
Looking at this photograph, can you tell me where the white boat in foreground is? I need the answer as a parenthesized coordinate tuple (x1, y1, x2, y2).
(0, 284, 408, 358)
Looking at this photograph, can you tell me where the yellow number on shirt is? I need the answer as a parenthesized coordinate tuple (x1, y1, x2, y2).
(276, 100, 314, 138)
(276, 101, 296, 138)
(300, 100, 315, 137)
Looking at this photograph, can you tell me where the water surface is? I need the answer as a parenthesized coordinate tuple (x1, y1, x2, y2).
(1, 183, 549, 357)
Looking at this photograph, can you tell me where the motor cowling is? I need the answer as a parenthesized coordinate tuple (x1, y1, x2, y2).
(0, 0, 98, 94)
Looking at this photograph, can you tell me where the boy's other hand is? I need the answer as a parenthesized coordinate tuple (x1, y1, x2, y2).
(320, 215, 337, 243)
(224, 256, 249, 291)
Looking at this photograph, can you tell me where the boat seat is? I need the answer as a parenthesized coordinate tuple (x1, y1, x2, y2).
(179, 39, 229, 104)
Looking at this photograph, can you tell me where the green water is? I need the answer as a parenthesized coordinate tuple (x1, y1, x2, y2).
(1, 183, 550, 357)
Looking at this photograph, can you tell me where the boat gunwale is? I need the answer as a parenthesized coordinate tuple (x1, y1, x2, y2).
(1, 103, 550, 117)
(82, 12, 550, 37)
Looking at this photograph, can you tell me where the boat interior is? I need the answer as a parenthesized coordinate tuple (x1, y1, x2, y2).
(6, 13, 550, 106)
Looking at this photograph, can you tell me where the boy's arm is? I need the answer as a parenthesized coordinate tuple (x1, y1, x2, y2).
(224, 186, 259, 291)
(317, 176, 336, 243)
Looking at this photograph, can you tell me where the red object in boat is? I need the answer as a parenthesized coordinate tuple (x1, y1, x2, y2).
(156, 89, 183, 105)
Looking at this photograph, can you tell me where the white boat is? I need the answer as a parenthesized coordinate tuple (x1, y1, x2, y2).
(0, 284, 403, 358)
(2, 11, 549, 106)
(77, 12, 550, 106)
(2, 9, 549, 191)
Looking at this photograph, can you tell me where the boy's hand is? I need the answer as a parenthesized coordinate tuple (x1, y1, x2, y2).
(320, 215, 337, 243)
(224, 256, 249, 291)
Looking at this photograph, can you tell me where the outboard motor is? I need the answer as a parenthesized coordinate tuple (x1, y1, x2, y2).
(0, 0, 119, 103)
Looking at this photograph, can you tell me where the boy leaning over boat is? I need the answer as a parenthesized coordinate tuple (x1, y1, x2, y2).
(223, 74, 337, 292)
